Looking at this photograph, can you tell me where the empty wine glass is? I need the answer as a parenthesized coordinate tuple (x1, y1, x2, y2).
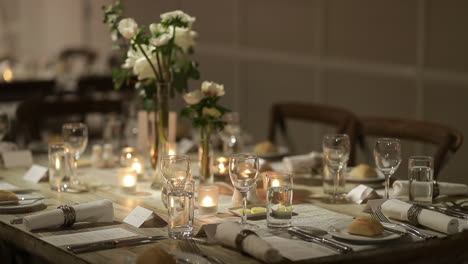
(374, 138, 402, 199)
(160, 155, 191, 190)
(0, 112, 9, 142)
(229, 153, 259, 229)
(62, 123, 88, 161)
(322, 134, 350, 202)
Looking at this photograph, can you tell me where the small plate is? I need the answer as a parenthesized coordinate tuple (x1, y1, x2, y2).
(257, 146, 289, 160)
(171, 252, 210, 264)
(345, 167, 385, 183)
(0, 195, 44, 212)
(328, 221, 404, 243)
(229, 204, 268, 219)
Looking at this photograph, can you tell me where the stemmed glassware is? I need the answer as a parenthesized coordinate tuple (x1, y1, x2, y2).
(229, 153, 259, 229)
(0, 112, 9, 142)
(374, 138, 402, 199)
(160, 155, 191, 190)
(62, 123, 88, 189)
(322, 134, 350, 203)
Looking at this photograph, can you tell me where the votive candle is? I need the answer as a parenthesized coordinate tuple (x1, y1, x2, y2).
(118, 168, 137, 193)
(198, 185, 219, 215)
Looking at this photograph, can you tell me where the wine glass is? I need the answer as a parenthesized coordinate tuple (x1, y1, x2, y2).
(322, 134, 350, 202)
(0, 112, 9, 142)
(374, 138, 402, 199)
(229, 153, 259, 229)
(62, 123, 88, 161)
(160, 155, 191, 190)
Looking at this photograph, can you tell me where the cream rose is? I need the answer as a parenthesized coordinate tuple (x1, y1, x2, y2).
(171, 27, 197, 53)
(202, 107, 221, 118)
(133, 56, 158, 80)
(201, 81, 225, 97)
(183, 90, 204, 105)
(150, 33, 171, 47)
(160, 10, 196, 26)
(118, 18, 138, 39)
(149, 23, 166, 35)
(122, 44, 154, 69)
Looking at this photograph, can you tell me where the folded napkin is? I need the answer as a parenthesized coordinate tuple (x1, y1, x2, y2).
(391, 181, 468, 198)
(283, 152, 323, 173)
(346, 184, 381, 204)
(214, 222, 282, 263)
(381, 199, 459, 234)
(24, 199, 114, 231)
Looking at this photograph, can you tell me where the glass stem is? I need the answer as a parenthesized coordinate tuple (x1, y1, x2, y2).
(241, 192, 248, 225)
(384, 173, 391, 199)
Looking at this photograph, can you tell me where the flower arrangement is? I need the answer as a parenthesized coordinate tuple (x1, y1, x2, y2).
(181, 81, 230, 182)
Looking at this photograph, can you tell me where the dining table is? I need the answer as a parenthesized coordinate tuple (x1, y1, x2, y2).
(0, 154, 467, 264)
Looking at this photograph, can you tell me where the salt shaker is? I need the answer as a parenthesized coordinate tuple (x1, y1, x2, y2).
(90, 144, 105, 168)
(102, 144, 116, 168)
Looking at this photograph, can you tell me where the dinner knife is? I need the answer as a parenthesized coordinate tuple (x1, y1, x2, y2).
(0, 197, 45, 205)
(67, 236, 166, 254)
(288, 228, 353, 254)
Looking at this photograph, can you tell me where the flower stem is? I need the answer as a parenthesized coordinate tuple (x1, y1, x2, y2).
(136, 43, 160, 80)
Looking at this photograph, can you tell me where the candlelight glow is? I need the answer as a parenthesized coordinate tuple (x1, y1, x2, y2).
(123, 175, 136, 187)
(168, 149, 176, 155)
(131, 161, 143, 174)
(201, 196, 214, 207)
(272, 179, 280, 187)
(3, 68, 13, 82)
(55, 158, 61, 170)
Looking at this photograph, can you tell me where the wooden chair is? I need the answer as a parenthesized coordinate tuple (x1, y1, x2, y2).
(358, 117, 463, 179)
(268, 102, 359, 165)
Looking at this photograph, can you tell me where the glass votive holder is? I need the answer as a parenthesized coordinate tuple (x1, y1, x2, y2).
(120, 147, 138, 167)
(48, 143, 75, 192)
(213, 157, 228, 176)
(168, 180, 195, 239)
(408, 156, 434, 204)
(266, 171, 293, 228)
(198, 185, 219, 215)
(130, 157, 145, 178)
(118, 168, 137, 193)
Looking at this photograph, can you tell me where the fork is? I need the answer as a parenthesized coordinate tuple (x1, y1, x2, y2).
(182, 239, 226, 264)
(370, 212, 407, 236)
(374, 206, 436, 240)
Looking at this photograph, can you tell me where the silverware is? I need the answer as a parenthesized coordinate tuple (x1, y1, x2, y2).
(370, 212, 408, 236)
(180, 239, 226, 264)
(288, 227, 353, 254)
(374, 206, 436, 240)
(0, 197, 45, 206)
(440, 200, 468, 212)
(415, 204, 468, 219)
(67, 236, 166, 254)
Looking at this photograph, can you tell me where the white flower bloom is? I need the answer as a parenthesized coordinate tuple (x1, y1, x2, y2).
(149, 23, 167, 35)
(201, 81, 225, 97)
(118, 18, 138, 39)
(183, 90, 204, 105)
(169, 27, 197, 53)
(202, 107, 221, 118)
(122, 44, 154, 69)
(133, 56, 158, 80)
(150, 33, 171, 47)
(160, 10, 196, 27)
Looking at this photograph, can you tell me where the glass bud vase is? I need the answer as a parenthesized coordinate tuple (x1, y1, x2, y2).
(198, 126, 214, 184)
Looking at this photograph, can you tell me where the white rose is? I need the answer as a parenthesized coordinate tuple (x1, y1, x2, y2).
(160, 10, 196, 27)
(149, 23, 167, 35)
(122, 44, 155, 69)
(171, 27, 197, 53)
(183, 90, 204, 105)
(150, 33, 171, 47)
(201, 81, 225, 97)
(202, 107, 221, 118)
(118, 18, 138, 39)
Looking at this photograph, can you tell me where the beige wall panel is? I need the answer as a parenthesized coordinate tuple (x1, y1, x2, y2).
(425, 0, 468, 72)
(324, 0, 417, 65)
(423, 81, 468, 184)
(122, 0, 178, 26)
(244, 60, 317, 151)
(181, 0, 236, 45)
(244, 0, 318, 55)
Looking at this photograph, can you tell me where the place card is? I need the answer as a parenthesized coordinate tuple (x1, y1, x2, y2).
(41, 228, 137, 247)
(195, 223, 219, 242)
(23, 165, 48, 183)
(2, 150, 33, 168)
(123, 206, 154, 228)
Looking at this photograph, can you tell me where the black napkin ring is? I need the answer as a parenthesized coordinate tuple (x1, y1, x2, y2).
(408, 204, 423, 226)
(235, 230, 258, 251)
(57, 205, 76, 227)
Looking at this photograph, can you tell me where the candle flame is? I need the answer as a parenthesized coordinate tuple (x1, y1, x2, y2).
(3, 68, 13, 82)
(201, 196, 214, 207)
(272, 179, 280, 187)
(55, 158, 61, 170)
(123, 175, 136, 187)
(131, 161, 142, 174)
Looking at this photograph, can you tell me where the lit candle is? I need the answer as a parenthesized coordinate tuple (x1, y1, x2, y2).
(167, 142, 177, 156)
(214, 157, 228, 180)
(120, 147, 138, 167)
(3, 67, 13, 82)
(119, 168, 137, 193)
(198, 185, 219, 215)
(131, 158, 144, 177)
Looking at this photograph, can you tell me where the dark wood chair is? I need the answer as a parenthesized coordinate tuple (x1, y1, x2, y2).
(358, 117, 463, 179)
(268, 102, 359, 165)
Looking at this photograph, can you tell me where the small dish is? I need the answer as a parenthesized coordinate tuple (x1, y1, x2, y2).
(328, 221, 404, 243)
(228, 204, 268, 219)
(345, 167, 385, 183)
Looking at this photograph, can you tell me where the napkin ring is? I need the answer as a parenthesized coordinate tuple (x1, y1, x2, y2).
(408, 204, 423, 226)
(57, 205, 76, 227)
(235, 230, 258, 251)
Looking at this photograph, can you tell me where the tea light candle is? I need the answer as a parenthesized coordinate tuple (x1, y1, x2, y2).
(214, 157, 228, 176)
(118, 168, 137, 193)
(198, 185, 219, 215)
(130, 158, 144, 177)
(167, 142, 177, 156)
(120, 147, 138, 167)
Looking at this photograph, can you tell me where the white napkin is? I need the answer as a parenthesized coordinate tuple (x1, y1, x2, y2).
(24, 199, 114, 231)
(214, 222, 282, 263)
(391, 181, 468, 198)
(381, 199, 459, 234)
(346, 184, 379, 204)
(283, 152, 322, 173)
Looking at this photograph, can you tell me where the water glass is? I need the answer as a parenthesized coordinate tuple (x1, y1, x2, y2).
(220, 112, 244, 155)
(62, 123, 88, 160)
(374, 138, 402, 199)
(167, 180, 195, 239)
(48, 143, 75, 192)
(322, 134, 350, 202)
(408, 156, 434, 203)
(266, 172, 293, 228)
